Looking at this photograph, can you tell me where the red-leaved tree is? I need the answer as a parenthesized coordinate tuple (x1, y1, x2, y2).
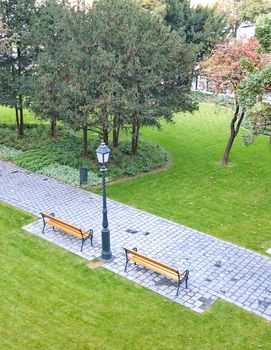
(201, 38, 269, 164)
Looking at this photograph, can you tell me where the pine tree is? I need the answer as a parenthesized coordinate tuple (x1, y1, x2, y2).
(164, 0, 227, 59)
(91, 0, 196, 155)
(29, 0, 70, 138)
(30, 0, 96, 156)
(0, 0, 36, 136)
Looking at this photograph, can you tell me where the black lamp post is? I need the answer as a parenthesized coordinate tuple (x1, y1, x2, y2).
(96, 141, 112, 261)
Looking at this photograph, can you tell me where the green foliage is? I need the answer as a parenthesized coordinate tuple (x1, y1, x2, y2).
(164, 0, 190, 39)
(239, 65, 271, 138)
(164, 0, 227, 59)
(0, 145, 23, 160)
(139, 0, 166, 17)
(90, 0, 196, 153)
(38, 164, 102, 187)
(243, 103, 271, 139)
(29, 0, 196, 156)
(188, 5, 228, 60)
(218, 0, 271, 36)
(0, 124, 60, 151)
(28, 0, 71, 136)
(107, 141, 167, 178)
(257, 18, 271, 53)
(0, 0, 36, 128)
(238, 0, 271, 23)
(241, 133, 255, 146)
(238, 17, 271, 139)
(0, 110, 168, 182)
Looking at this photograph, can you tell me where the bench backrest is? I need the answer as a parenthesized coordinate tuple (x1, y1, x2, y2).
(41, 212, 84, 233)
(125, 248, 177, 274)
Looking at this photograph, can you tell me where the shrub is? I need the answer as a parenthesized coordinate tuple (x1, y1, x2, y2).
(0, 122, 168, 185)
(124, 165, 137, 176)
(38, 163, 102, 187)
(0, 146, 23, 160)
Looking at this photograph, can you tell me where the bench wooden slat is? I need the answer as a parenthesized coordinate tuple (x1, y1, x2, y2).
(125, 248, 177, 273)
(124, 247, 189, 296)
(46, 219, 89, 236)
(41, 212, 81, 231)
(129, 255, 181, 279)
(46, 221, 88, 239)
(40, 212, 93, 251)
(129, 256, 180, 281)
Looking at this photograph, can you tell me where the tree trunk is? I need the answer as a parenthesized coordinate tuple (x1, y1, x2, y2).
(103, 126, 109, 145)
(50, 117, 57, 138)
(15, 105, 19, 132)
(83, 124, 88, 158)
(113, 125, 120, 148)
(131, 123, 140, 156)
(233, 22, 239, 38)
(18, 95, 24, 136)
(222, 101, 245, 165)
(12, 64, 20, 133)
(222, 128, 236, 165)
(17, 47, 24, 136)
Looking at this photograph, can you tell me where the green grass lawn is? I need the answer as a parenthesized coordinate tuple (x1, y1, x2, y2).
(0, 105, 41, 124)
(0, 202, 271, 350)
(104, 104, 271, 254)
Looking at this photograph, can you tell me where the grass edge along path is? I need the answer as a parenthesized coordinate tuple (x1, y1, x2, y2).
(0, 202, 270, 350)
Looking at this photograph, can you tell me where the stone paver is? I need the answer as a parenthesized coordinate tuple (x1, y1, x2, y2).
(0, 160, 271, 321)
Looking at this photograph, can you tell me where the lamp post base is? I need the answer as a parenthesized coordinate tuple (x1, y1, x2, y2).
(101, 251, 113, 261)
(100, 254, 113, 263)
(101, 227, 112, 261)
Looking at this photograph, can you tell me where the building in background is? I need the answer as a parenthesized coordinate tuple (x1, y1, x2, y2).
(236, 21, 256, 40)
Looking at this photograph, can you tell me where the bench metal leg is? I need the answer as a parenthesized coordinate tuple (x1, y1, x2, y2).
(81, 236, 93, 251)
(132, 247, 137, 266)
(125, 259, 129, 272)
(176, 281, 181, 297)
(49, 213, 56, 231)
(184, 270, 189, 289)
(81, 237, 89, 252)
(88, 229, 94, 247)
(42, 215, 46, 234)
(124, 248, 129, 272)
(176, 270, 189, 296)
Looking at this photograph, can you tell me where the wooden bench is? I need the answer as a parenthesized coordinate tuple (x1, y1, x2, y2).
(40, 212, 93, 251)
(124, 247, 189, 296)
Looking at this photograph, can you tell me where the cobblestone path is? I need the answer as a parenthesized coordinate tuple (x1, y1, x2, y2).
(0, 161, 270, 321)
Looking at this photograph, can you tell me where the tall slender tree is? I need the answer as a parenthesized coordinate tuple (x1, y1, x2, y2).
(0, 0, 36, 136)
(201, 38, 269, 164)
(30, 0, 96, 155)
(29, 0, 70, 138)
